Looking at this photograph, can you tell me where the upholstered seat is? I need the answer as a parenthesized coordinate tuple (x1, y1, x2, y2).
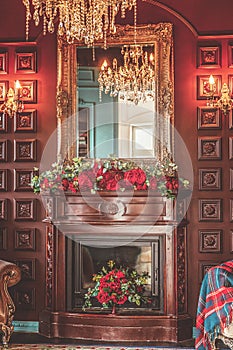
(215, 324, 233, 349)
(0, 259, 21, 347)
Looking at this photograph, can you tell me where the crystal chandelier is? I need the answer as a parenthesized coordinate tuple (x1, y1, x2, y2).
(98, 45, 155, 104)
(22, 0, 137, 46)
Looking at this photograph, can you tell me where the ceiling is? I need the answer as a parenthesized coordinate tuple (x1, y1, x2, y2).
(0, 0, 232, 42)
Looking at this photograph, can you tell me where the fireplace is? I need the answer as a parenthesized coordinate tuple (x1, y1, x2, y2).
(39, 191, 193, 343)
(66, 236, 162, 312)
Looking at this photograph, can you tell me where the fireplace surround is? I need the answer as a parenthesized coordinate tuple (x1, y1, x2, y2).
(39, 190, 192, 343)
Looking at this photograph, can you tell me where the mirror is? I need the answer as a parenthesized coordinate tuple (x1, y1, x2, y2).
(56, 23, 174, 161)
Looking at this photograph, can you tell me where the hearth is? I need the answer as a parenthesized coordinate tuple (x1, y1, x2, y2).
(39, 191, 192, 343)
(66, 237, 162, 312)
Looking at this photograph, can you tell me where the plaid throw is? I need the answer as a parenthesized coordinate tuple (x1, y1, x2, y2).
(195, 260, 233, 350)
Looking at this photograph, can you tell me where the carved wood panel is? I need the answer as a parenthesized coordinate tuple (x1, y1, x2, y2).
(14, 198, 36, 221)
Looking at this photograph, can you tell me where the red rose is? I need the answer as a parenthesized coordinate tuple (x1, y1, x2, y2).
(165, 176, 179, 190)
(124, 168, 147, 186)
(97, 167, 124, 191)
(62, 178, 69, 191)
(135, 183, 148, 190)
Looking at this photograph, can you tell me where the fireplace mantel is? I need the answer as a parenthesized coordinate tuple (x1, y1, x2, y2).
(39, 191, 192, 344)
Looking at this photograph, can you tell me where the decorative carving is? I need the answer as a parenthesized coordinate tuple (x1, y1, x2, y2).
(0, 112, 7, 132)
(15, 259, 35, 281)
(197, 106, 221, 129)
(44, 197, 53, 222)
(197, 75, 222, 100)
(0, 81, 9, 102)
(197, 46, 221, 69)
(199, 199, 222, 221)
(14, 229, 35, 250)
(14, 139, 36, 161)
(15, 51, 37, 74)
(0, 199, 7, 220)
(0, 262, 21, 347)
(199, 229, 222, 253)
(199, 262, 219, 282)
(177, 226, 186, 313)
(14, 109, 36, 132)
(56, 85, 69, 119)
(199, 168, 221, 190)
(14, 198, 36, 221)
(0, 140, 7, 162)
(198, 137, 221, 160)
(14, 169, 33, 191)
(18, 80, 37, 103)
(15, 289, 35, 310)
(46, 226, 54, 308)
(0, 169, 7, 191)
(99, 200, 126, 218)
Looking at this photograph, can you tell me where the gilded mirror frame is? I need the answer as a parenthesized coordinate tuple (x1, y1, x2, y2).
(56, 23, 174, 161)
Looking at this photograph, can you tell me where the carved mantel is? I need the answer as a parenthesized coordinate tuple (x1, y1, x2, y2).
(39, 190, 192, 344)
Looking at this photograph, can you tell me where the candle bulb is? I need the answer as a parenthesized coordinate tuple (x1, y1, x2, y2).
(101, 60, 108, 71)
(15, 80, 21, 99)
(208, 75, 215, 92)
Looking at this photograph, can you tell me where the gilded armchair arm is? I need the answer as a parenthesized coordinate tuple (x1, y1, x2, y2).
(0, 260, 21, 347)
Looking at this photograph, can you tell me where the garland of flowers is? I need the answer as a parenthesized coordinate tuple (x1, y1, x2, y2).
(82, 260, 150, 312)
(31, 156, 190, 199)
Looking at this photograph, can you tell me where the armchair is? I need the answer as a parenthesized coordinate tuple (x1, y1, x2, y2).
(195, 260, 233, 350)
(215, 324, 233, 349)
(0, 259, 21, 347)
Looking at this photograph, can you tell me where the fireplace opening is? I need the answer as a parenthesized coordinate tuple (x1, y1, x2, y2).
(66, 236, 163, 314)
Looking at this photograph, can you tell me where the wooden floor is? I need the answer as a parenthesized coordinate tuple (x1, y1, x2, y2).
(9, 333, 196, 349)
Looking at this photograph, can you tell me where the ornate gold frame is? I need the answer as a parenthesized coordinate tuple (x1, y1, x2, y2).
(56, 23, 174, 161)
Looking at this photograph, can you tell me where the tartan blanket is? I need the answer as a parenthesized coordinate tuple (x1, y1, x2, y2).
(195, 260, 233, 350)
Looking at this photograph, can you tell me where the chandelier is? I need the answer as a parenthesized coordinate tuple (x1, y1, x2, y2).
(22, 0, 137, 46)
(98, 45, 155, 104)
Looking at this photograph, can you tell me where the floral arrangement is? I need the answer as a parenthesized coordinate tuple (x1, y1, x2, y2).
(31, 156, 190, 199)
(83, 260, 150, 312)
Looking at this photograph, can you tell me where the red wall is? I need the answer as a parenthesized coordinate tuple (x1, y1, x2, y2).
(0, 1, 57, 320)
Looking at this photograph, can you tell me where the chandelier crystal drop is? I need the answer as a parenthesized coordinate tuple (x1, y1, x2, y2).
(98, 45, 155, 105)
(22, 0, 137, 46)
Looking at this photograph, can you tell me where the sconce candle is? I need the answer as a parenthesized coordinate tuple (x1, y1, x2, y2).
(208, 75, 215, 92)
(0, 80, 24, 118)
(15, 80, 21, 99)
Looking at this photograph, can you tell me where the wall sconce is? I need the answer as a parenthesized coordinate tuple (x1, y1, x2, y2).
(207, 75, 233, 116)
(0, 80, 24, 118)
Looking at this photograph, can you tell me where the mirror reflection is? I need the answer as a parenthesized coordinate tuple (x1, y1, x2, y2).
(77, 46, 156, 158)
(56, 24, 174, 161)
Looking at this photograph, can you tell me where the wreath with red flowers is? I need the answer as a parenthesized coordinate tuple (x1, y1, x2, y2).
(31, 157, 190, 199)
(83, 260, 150, 312)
